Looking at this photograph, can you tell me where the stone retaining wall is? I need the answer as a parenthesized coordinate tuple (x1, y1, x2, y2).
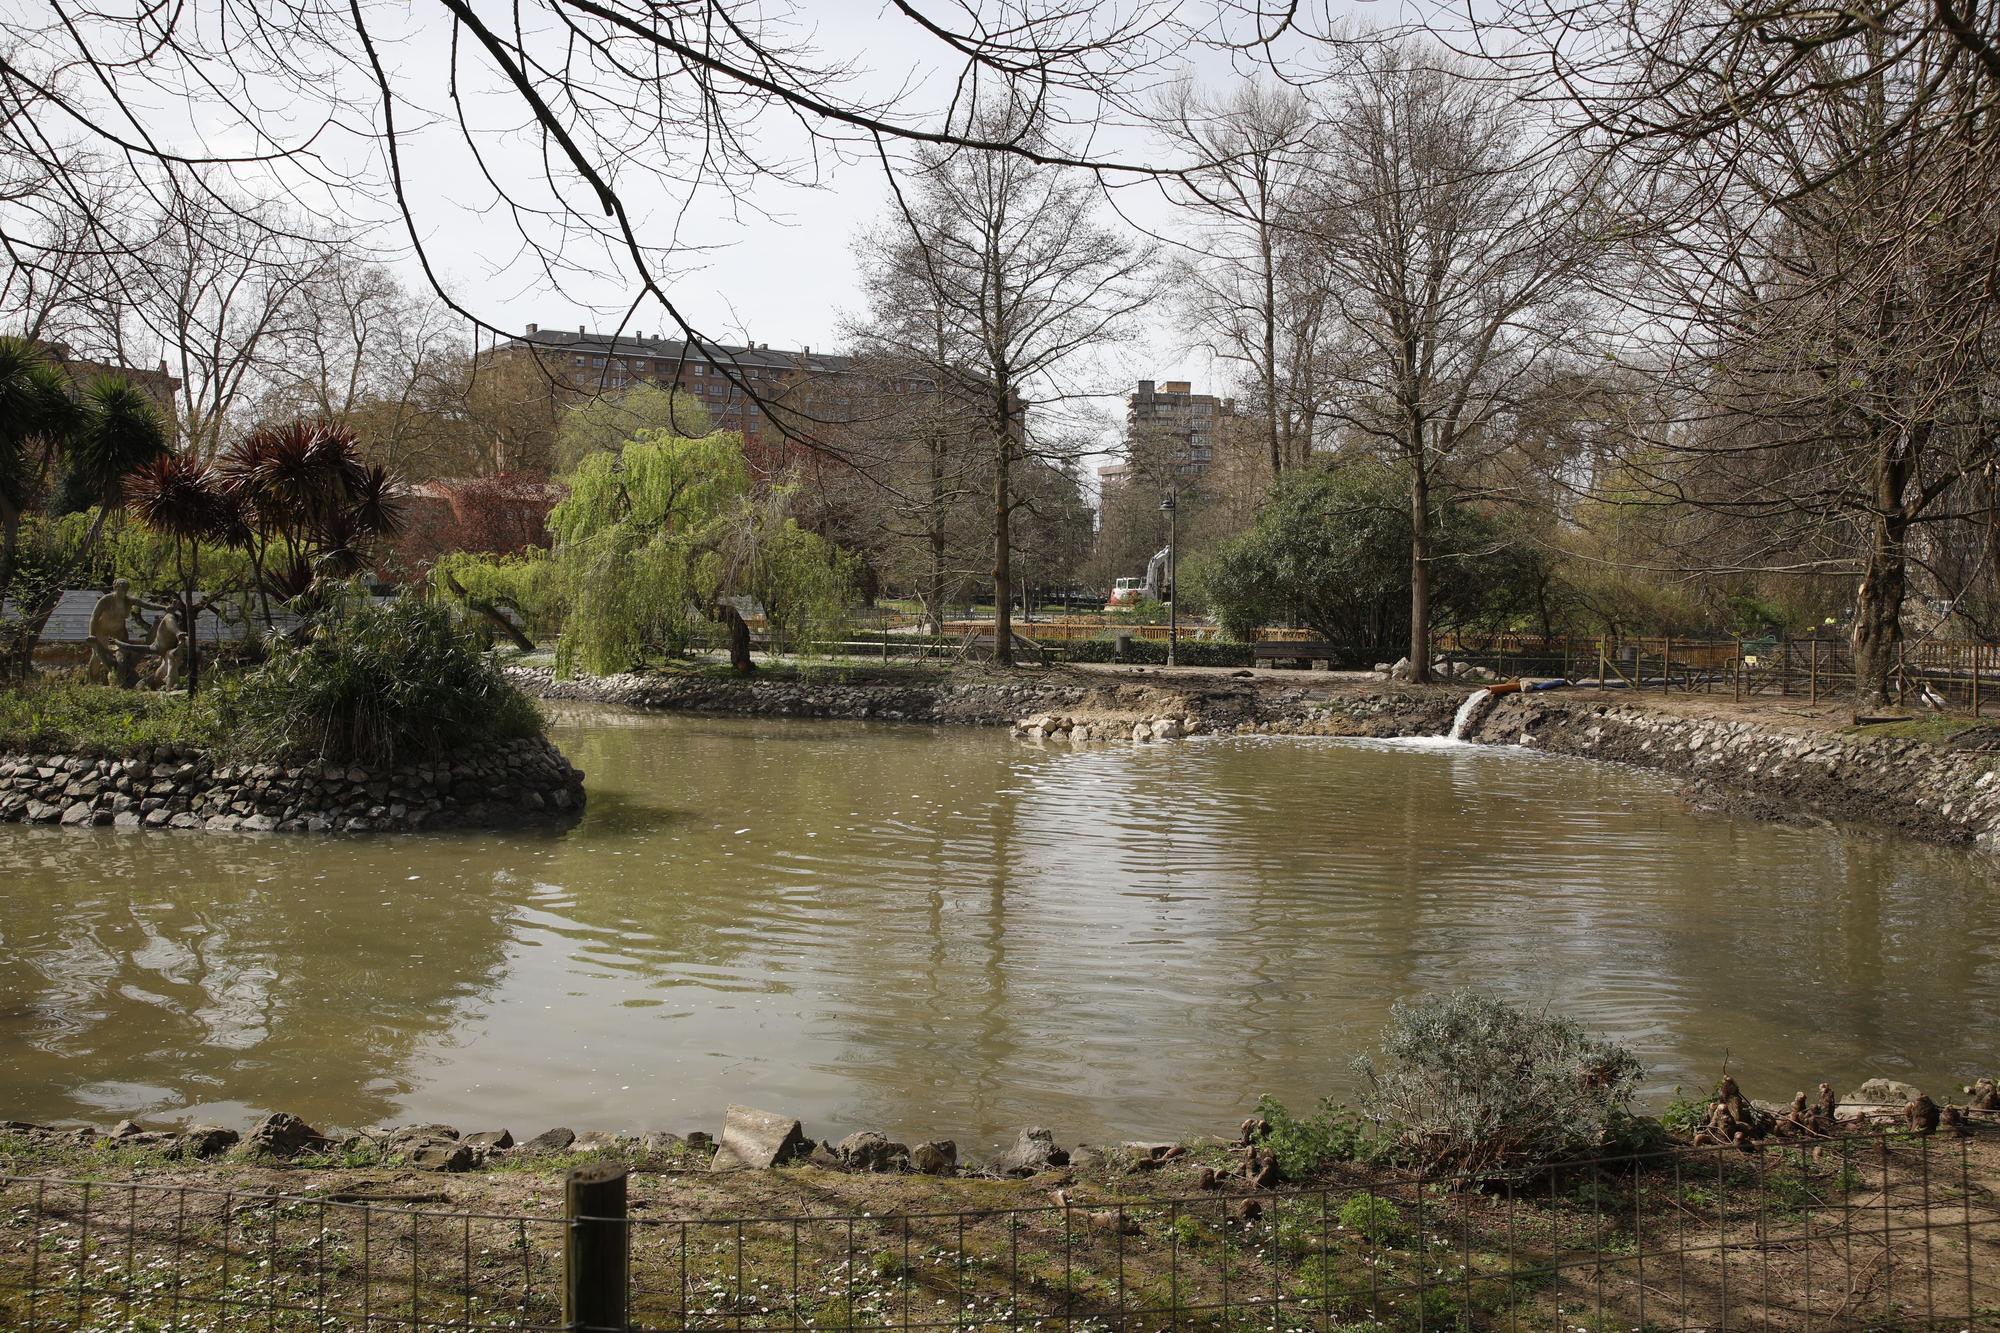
(0, 735, 585, 833)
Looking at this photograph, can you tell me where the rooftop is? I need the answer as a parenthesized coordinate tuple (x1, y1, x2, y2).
(499, 326, 855, 376)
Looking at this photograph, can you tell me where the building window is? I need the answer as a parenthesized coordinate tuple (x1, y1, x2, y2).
(574, 355, 587, 366)
(693, 364, 704, 375)
(593, 357, 606, 367)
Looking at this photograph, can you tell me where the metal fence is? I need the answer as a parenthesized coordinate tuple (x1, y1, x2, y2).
(3, 1128, 1995, 1331)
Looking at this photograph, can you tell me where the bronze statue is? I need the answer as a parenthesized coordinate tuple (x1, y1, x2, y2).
(87, 580, 172, 687)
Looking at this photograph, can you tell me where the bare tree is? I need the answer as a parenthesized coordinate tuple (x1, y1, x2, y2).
(1299, 43, 1601, 682)
(254, 256, 466, 476)
(858, 108, 1152, 663)
(1485, 0, 2000, 703)
(1155, 80, 1330, 474)
(106, 178, 329, 459)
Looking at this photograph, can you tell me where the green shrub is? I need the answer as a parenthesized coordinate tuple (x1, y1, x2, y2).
(1336, 1193, 1404, 1247)
(0, 679, 224, 753)
(1055, 637, 1255, 667)
(234, 594, 543, 767)
(1254, 1093, 1376, 1178)
(1355, 991, 1644, 1183)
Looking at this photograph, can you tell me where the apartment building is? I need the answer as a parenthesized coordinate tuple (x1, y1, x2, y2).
(1098, 379, 1241, 497)
(486, 324, 941, 459)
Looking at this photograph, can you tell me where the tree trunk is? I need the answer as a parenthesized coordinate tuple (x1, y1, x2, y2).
(992, 426, 1014, 667)
(1853, 438, 1913, 707)
(722, 604, 757, 675)
(1852, 522, 1906, 708)
(1408, 464, 1432, 684)
(927, 437, 947, 638)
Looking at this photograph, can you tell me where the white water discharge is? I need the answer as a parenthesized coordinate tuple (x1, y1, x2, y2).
(1447, 687, 1500, 742)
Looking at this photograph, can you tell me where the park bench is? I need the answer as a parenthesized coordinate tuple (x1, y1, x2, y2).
(1252, 640, 1340, 669)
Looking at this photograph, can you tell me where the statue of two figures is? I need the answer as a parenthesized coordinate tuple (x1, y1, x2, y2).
(88, 579, 189, 690)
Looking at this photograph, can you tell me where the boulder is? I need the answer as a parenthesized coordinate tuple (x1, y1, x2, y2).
(909, 1140, 957, 1176)
(519, 1127, 577, 1154)
(407, 1141, 475, 1173)
(994, 1127, 1069, 1177)
(1843, 1078, 1925, 1108)
(173, 1126, 239, 1160)
(238, 1113, 329, 1159)
(709, 1104, 810, 1172)
(835, 1131, 909, 1173)
(1389, 657, 1413, 680)
(1150, 718, 1183, 741)
(463, 1129, 515, 1153)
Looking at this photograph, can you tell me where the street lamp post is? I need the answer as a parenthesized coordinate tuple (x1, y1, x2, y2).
(1159, 495, 1177, 667)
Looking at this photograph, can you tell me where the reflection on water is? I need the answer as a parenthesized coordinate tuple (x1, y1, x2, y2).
(2, 706, 1996, 1149)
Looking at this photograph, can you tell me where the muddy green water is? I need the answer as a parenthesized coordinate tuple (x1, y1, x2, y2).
(2, 706, 1995, 1150)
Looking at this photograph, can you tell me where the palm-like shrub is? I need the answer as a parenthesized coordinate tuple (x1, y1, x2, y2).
(233, 594, 542, 766)
(217, 420, 403, 613)
(127, 452, 242, 693)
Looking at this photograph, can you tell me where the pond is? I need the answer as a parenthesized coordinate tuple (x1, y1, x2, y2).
(2, 706, 1996, 1150)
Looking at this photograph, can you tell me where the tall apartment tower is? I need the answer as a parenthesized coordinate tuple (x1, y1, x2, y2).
(1099, 379, 1239, 495)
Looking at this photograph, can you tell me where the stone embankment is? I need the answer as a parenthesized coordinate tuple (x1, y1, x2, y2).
(0, 735, 584, 833)
(516, 664, 2000, 850)
(1465, 692, 2000, 852)
(14, 1074, 1994, 1180)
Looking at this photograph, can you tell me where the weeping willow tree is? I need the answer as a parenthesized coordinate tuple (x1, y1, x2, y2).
(544, 429, 855, 676)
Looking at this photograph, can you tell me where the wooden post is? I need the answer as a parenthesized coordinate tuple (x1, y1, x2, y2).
(1663, 636, 1672, 692)
(1734, 639, 1742, 703)
(1975, 645, 1983, 719)
(1599, 639, 1607, 687)
(565, 1163, 628, 1332)
(1897, 640, 1907, 706)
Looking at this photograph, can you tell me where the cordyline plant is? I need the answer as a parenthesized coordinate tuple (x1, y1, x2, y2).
(126, 452, 244, 696)
(215, 420, 403, 626)
(1356, 990, 1644, 1185)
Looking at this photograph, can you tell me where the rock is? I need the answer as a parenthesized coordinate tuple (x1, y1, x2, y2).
(463, 1129, 515, 1153)
(1150, 718, 1183, 741)
(709, 1104, 810, 1171)
(909, 1140, 957, 1175)
(835, 1131, 909, 1173)
(408, 1141, 475, 1172)
(1843, 1078, 1924, 1107)
(994, 1127, 1069, 1177)
(1130, 721, 1151, 742)
(110, 1119, 149, 1140)
(173, 1126, 239, 1160)
(519, 1127, 577, 1154)
(238, 1113, 329, 1159)
(1389, 657, 1413, 680)
(1088, 1208, 1141, 1235)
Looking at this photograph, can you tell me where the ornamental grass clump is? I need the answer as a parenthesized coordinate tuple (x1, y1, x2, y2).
(234, 595, 543, 767)
(1356, 991, 1643, 1184)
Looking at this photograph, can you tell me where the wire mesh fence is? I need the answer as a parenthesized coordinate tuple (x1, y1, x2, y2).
(4, 1128, 1996, 1331)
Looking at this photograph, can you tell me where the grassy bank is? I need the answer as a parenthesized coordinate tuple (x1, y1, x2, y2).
(1, 600, 546, 766)
(1, 1124, 1993, 1332)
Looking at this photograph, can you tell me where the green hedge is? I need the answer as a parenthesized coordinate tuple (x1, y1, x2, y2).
(1053, 637, 1255, 667)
